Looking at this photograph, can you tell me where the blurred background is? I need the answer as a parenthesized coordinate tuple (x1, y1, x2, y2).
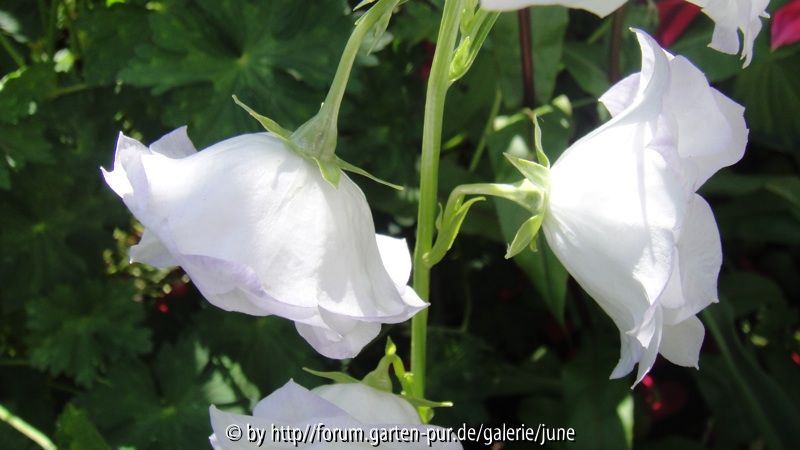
(1, 0, 798, 449)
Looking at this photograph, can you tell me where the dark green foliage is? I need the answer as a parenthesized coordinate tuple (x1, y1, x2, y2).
(26, 283, 151, 386)
(0, 0, 798, 449)
(54, 404, 112, 450)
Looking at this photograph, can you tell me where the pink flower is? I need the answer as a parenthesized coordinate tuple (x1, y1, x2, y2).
(656, 0, 703, 47)
(771, 0, 800, 50)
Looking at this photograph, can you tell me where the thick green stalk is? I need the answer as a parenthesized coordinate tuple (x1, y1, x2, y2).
(410, 0, 464, 401)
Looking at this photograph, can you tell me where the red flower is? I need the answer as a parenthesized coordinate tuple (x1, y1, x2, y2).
(772, 0, 800, 50)
(656, 0, 703, 48)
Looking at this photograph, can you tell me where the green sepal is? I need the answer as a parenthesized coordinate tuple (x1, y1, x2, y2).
(362, 354, 395, 393)
(353, 0, 376, 10)
(313, 157, 343, 188)
(232, 95, 293, 141)
(529, 112, 550, 168)
(449, 10, 499, 83)
(504, 152, 550, 188)
(505, 214, 543, 259)
(399, 396, 453, 409)
(449, 35, 472, 81)
(305, 338, 452, 425)
(302, 368, 360, 384)
(337, 157, 403, 190)
(423, 196, 486, 266)
(355, 0, 404, 54)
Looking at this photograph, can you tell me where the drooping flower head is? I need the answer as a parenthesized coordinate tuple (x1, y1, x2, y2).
(103, 130, 426, 359)
(209, 380, 461, 449)
(481, 0, 770, 65)
(540, 30, 746, 383)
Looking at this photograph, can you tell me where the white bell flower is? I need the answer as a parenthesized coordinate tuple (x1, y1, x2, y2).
(691, 0, 770, 66)
(480, 0, 769, 65)
(481, 0, 625, 17)
(541, 30, 747, 384)
(208, 380, 461, 449)
(102, 130, 426, 359)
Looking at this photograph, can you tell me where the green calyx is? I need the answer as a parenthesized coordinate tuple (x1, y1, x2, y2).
(231, 0, 404, 190)
(448, 3, 499, 83)
(303, 338, 452, 424)
(424, 115, 551, 266)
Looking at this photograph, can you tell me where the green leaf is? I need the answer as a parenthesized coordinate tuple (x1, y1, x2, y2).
(54, 405, 112, 450)
(712, 187, 800, 245)
(0, 119, 53, 175)
(0, 64, 56, 124)
(487, 112, 570, 323)
(390, 0, 441, 45)
(74, 3, 150, 85)
(119, 0, 351, 147)
(26, 282, 152, 387)
(529, 6, 568, 103)
(733, 54, 800, 149)
(701, 303, 800, 450)
(426, 330, 519, 427)
(491, 7, 567, 106)
(76, 337, 238, 450)
(719, 271, 785, 317)
(563, 42, 609, 98)
(195, 309, 327, 394)
(561, 334, 632, 450)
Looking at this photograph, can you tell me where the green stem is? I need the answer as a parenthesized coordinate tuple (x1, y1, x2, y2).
(0, 404, 56, 450)
(312, 0, 398, 158)
(45, 0, 59, 58)
(702, 309, 786, 450)
(410, 0, 464, 404)
(0, 33, 25, 68)
(424, 181, 543, 267)
(45, 83, 88, 100)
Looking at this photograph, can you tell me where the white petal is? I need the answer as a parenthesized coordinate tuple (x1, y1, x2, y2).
(312, 383, 421, 425)
(663, 56, 747, 189)
(599, 74, 641, 117)
(101, 133, 151, 216)
(376, 235, 412, 287)
(295, 320, 381, 360)
(129, 230, 177, 268)
(609, 308, 664, 384)
(210, 381, 359, 449)
(610, 333, 643, 379)
(690, 0, 769, 66)
(710, 24, 741, 54)
(544, 34, 685, 329)
(149, 126, 197, 158)
(480, 0, 626, 17)
(252, 380, 351, 422)
(104, 128, 429, 359)
(177, 253, 313, 319)
(659, 315, 704, 368)
(661, 195, 721, 325)
(634, 306, 663, 385)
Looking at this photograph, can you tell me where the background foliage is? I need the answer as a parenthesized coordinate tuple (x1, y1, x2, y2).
(1, 0, 798, 449)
